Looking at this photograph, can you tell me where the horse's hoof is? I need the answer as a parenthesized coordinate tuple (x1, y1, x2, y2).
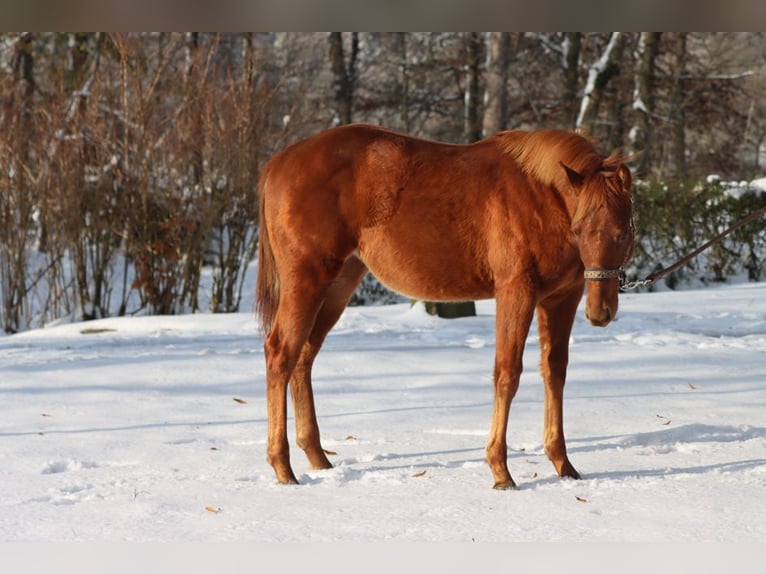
(492, 479, 518, 491)
(277, 476, 300, 485)
(553, 458, 581, 480)
(559, 464, 581, 480)
(307, 449, 334, 470)
(273, 467, 300, 485)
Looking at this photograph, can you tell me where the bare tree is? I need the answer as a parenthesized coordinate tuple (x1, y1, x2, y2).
(463, 32, 483, 142)
(328, 32, 358, 125)
(576, 32, 627, 134)
(0, 33, 36, 332)
(482, 32, 511, 136)
(631, 32, 662, 178)
(668, 32, 688, 179)
(394, 32, 410, 132)
(561, 32, 582, 129)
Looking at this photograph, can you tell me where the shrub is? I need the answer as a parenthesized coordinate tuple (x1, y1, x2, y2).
(628, 178, 766, 289)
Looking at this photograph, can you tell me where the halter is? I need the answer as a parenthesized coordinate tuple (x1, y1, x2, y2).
(582, 212, 636, 288)
(583, 268, 622, 281)
(577, 164, 637, 290)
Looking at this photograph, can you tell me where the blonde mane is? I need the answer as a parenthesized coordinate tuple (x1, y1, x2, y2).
(496, 129, 630, 223)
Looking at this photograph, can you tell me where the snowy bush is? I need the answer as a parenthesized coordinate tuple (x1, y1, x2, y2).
(628, 178, 766, 289)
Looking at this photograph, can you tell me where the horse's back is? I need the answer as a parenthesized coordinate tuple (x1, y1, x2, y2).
(261, 123, 489, 231)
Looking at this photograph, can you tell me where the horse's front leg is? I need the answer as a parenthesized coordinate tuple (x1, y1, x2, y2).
(486, 286, 536, 490)
(536, 288, 583, 480)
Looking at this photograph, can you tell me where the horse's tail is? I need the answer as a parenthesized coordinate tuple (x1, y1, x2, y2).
(255, 166, 278, 335)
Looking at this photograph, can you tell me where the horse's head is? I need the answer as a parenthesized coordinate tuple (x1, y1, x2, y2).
(565, 159, 634, 327)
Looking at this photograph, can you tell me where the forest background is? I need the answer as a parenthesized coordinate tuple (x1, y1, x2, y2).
(2, 32, 766, 334)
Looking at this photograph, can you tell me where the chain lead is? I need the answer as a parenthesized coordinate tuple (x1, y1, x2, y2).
(619, 274, 654, 292)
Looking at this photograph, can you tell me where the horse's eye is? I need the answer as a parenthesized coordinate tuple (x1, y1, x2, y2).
(617, 230, 630, 242)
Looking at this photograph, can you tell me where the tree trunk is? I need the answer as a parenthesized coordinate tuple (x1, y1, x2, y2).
(669, 32, 688, 180)
(424, 301, 477, 319)
(394, 32, 410, 132)
(482, 32, 511, 136)
(186, 32, 204, 186)
(631, 32, 661, 179)
(576, 32, 626, 133)
(328, 32, 358, 125)
(463, 32, 483, 143)
(561, 32, 582, 129)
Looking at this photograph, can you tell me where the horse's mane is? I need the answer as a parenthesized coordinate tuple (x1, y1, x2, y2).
(496, 129, 630, 223)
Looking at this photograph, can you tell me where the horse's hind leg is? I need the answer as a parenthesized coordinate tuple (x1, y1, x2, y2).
(264, 288, 323, 485)
(290, 256, 368, 470)
(264, 256, 348, 484)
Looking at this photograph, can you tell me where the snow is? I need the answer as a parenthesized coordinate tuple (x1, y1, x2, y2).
(2, 280, 766, 545)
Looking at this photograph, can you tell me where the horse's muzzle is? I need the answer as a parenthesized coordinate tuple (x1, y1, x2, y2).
(586, 304, 613, 327)
(585, 279, 618, 327)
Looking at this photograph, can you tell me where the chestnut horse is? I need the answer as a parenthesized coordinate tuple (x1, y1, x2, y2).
(256, 123, 633, 489)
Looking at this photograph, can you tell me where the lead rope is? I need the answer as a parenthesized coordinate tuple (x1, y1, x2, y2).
(620, 203, 766, 291)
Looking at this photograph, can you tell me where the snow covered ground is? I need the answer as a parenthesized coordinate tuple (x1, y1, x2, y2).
(1, 281, 765, 544)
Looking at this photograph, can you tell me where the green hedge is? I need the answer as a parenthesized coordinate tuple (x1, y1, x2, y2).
(627, 178, 766, 289)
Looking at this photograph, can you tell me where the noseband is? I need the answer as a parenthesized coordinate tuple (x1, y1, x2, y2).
(585, 267, 632, 293)
(583, 268, 622, 281)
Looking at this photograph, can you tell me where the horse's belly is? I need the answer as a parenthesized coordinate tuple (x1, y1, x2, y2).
(356, 233, 493, 301)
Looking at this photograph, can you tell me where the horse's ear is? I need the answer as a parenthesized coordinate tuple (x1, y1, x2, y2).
(616, 164, 632, 190)
(561, 162, 584, 190)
